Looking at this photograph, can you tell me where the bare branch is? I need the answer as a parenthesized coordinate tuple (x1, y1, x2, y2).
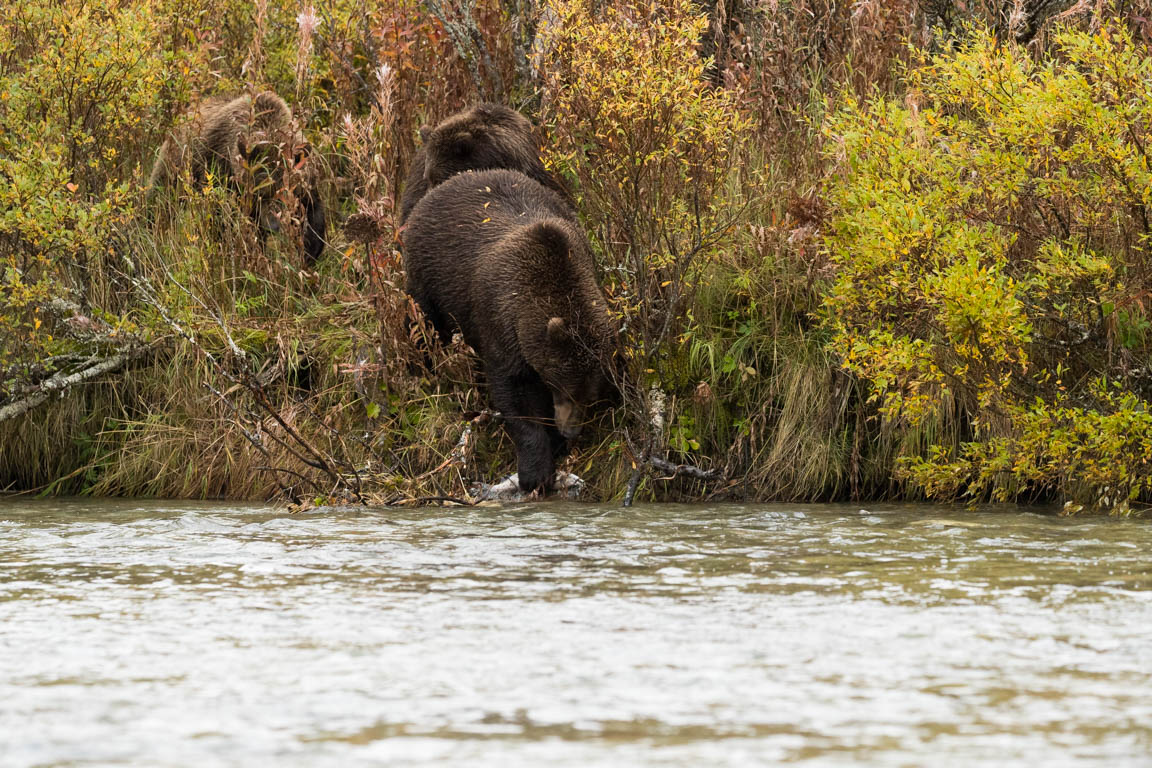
(648, 455, 722, 482)
(0, 347, 152, 423)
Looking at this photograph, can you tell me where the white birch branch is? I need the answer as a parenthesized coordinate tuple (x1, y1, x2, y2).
(0, 351, 143, 423)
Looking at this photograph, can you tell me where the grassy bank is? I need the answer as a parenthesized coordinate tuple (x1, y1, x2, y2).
(1, 0, 1149, 512)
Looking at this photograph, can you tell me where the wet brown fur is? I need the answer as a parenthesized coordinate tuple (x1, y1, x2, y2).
(403, 169, 616, 494)
(399, 103, 569, 224)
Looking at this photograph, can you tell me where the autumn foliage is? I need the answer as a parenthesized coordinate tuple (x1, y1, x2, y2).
(1, 0, 1147, 512)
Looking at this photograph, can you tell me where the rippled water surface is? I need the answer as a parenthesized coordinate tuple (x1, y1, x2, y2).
(2, 498, 1151, 767)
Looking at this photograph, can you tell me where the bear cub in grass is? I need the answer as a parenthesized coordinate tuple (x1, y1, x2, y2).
(149, 91, 327, 265)
(403, 168, 616, 494)
(399, 103, 569, 223)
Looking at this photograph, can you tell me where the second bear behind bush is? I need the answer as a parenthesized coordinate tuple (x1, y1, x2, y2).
(149, 91, 327, 265)
(403, 168, 616, 494)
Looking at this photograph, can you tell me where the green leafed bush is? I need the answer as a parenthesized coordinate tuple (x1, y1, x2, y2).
(0, 0, 203, 394)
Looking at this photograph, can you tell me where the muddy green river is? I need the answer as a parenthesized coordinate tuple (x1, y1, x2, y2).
(1, 499, 1150, 766)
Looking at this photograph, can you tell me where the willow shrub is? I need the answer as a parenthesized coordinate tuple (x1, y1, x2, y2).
(823, 25, 1152, 511)
(537, 0, 751, 468)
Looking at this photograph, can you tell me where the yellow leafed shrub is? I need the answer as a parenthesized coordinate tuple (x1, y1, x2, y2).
(824, 24, 1152, 510)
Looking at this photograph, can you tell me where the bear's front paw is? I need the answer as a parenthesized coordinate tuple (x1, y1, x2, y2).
(517, 468, 553, 495)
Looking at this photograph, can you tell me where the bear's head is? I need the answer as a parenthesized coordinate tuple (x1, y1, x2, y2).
(538, 315, 618, 440)
(239, 135, 310, 221)
(235, 94, 326, 263)
(416, 103, 542, 190)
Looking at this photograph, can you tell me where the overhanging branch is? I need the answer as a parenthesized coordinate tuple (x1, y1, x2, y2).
(0, 345, 152, 423)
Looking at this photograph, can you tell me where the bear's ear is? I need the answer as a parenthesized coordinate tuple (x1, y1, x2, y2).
(418, 125, 432, 143)
(452, 131, 476, 158)
(547, 316, 567, 343)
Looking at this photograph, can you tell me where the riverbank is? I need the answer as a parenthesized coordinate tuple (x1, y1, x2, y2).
(2, 1, 1149, 512)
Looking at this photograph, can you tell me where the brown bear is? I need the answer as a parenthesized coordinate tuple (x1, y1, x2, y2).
(402, 168, 617, 494)
(148, 91, 327, 265)
(399, 103, 570, 224)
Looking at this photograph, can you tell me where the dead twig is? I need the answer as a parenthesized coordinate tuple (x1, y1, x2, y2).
(622, 466, 644, 507)
(623, 446, 724, 507)
(648, 455, 723, 482)
(414, 409, 492, 481)
(119, 264, 356, 503)
(168, 270, 362, 501)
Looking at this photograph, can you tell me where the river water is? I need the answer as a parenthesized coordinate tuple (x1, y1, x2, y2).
(1, 499, 1150, 767)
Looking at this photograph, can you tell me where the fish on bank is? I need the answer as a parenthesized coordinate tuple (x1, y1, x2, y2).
(474, 472, 584, 503)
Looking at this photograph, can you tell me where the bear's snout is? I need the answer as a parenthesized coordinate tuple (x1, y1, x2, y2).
(553, 397, 583, 440)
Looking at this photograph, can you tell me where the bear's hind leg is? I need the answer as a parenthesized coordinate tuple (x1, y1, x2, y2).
(302, 186, 327, 266)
